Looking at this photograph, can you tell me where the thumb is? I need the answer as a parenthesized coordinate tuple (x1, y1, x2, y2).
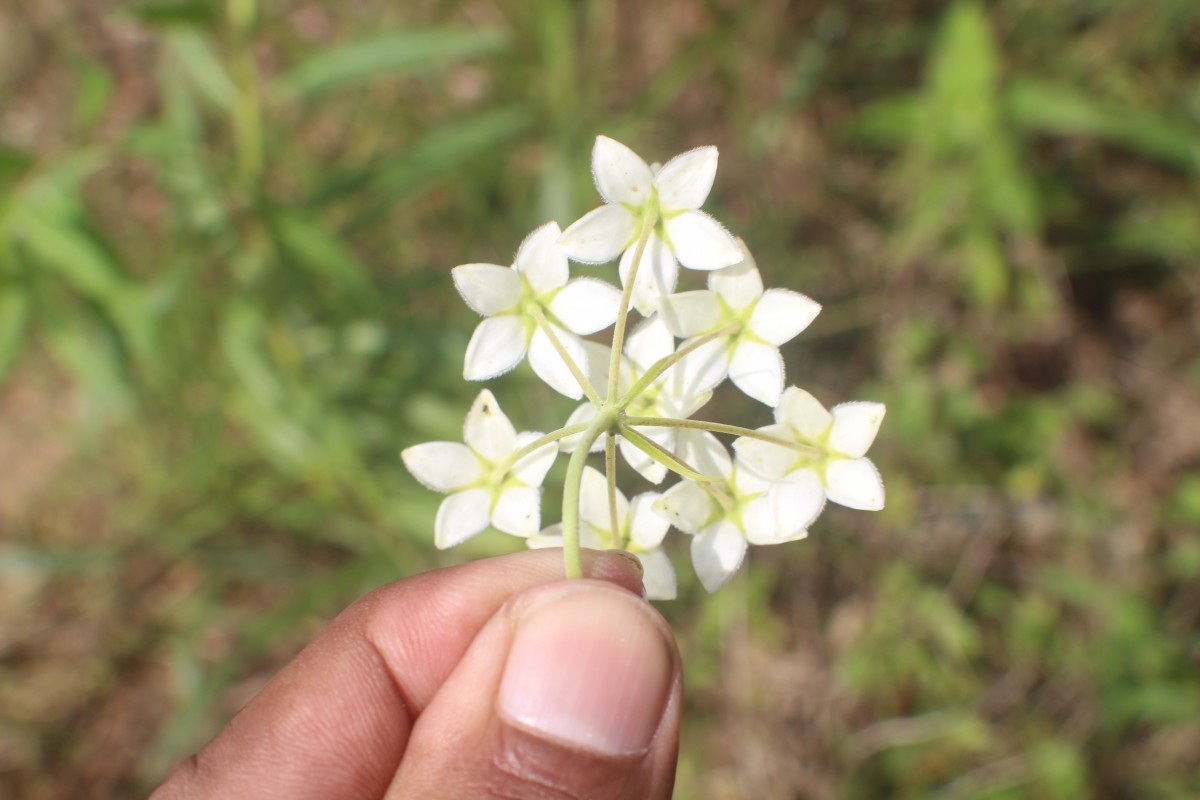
(385, 580, 681, 799)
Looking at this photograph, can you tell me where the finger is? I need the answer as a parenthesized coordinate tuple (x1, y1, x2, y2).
(151, 549, 644, 800)
(386, 580, 682, 799)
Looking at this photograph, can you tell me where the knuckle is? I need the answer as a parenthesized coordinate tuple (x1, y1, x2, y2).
(470, 724, 645, 800)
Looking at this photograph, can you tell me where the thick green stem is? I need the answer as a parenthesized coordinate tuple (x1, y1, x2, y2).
(561, 410, 615, 578)
(605, 432, 620, 548)
(607, 209, 659, 403)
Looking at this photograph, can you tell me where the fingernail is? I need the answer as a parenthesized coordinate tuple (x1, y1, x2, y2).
(610, 549, 644, 579)
(498, 585, 674, 756)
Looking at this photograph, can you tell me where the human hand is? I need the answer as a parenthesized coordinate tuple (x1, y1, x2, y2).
(150, 549, 681, 799)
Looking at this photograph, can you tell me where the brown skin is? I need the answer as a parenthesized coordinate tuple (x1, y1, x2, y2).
(151, 549, 681, 800)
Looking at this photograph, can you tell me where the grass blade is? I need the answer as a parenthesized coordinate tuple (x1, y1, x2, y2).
(273, 28, 508, 98)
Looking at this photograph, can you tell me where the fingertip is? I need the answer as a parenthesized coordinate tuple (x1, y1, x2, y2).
(386, 581, 681, 799)
(499, 583, 675, 755)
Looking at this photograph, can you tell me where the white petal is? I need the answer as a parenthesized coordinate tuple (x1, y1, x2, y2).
(550, 278, 621, 335)
(749, 289, 821, 346)
(776, 387, 833, 439)
(672, 337, 729, 398)
(825, 457, 885, 511)
(581, 339, 613, 391)
(637, 549, 677, 601)
(729, 340, 785, 406)
(628, 492, 670, 549)
(463, 315, 526, 382)
(624, 315, 675, 373)
(491, 486, 542, 537)
(619, 433, 669, 484)
(559, 403, 602, 453)
(654, 480, 714, 535)
(619, 234, 677, 316)
(663, 388, 713, 422)
(745, 489, 810, 545)
(739, 494, 781, 545)
(535, 522, 603, 549)
(528, 326, 588, 400)
(451, 264, 521, 316)
(675, 429, 732, 479)
(769, 469, 826, 532)
(578, 465, 628, 534)
(734, 424, 799, 481)
(691, 521, 747, 592)
(592, 135, 654, 206)
(401, 442, 481, 492)
(657, 290, 720, 338)
(463, 389, 517, 464)
(829, 402, 886, 458)
(558, 204, 638, 264)
(731, 464, 772, 497)
(515, 222, 568, 295)
(434, 488, 490, 549)
(653, 146, 718, 211)
(708, 249, 762, 311)
(574, 524, 607, 549)
(576, 465, 608, 526)
(512, 431, 557, 486)
(662, 210, 741, 270)
(526, 527, 563, 549)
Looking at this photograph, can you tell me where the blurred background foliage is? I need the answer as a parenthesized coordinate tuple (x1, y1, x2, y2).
(0, 0, 1198, 797)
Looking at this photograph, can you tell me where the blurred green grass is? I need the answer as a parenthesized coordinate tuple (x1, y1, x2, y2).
(1, 0, 1198, 797)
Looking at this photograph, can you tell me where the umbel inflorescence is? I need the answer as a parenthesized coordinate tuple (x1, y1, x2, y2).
(402, 136, 885, 599)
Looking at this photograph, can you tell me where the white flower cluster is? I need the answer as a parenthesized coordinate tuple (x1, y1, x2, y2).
(402, 136, 885, 598)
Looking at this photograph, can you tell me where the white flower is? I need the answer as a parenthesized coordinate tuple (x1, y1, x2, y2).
(653, 430, 820, 592)
(734, 387, 886, 512)
(453, 222, 621, 399)
(401, 390, 557, 549)
(558, 136, 742, 315)
(657, 240, 821, 406)
(528, 466, 676, 600)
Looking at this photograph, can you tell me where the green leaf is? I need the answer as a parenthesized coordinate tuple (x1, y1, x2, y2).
(16, 214, 122, 300)
(0, 146, 33, 189)
(848, 94, 919, 146)
(42, 311, 132, 419)
(273, 28, 509, 98)
(0, 288, 31, 383)
(1007, 81, 1200, 174)
(129, 0, 219, 26)
(272, 211, 371, 292)
(1117, 197, 1200, 261)
(17, 148, 105, 220)
(220, 302, 282, 405)
(373, 108, 530, 196)
(14, 213, 157, 363)
(167, 29, 237, 112)
(327, 108, 532, 227)
(72, 57, 114, 132)
(962, 226, 1008, 309)
(924, 2, 1000, 152)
